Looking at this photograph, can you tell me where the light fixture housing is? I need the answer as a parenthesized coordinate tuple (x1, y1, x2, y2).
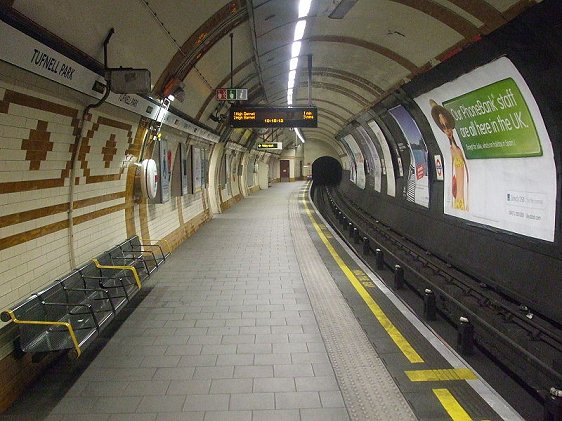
(294, 20, 306, 41)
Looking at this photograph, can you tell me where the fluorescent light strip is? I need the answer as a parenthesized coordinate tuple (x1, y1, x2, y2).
(294, 20, 306, 41)
(295, 128, 305, 143)
(290, 57, 299, 71)
(299, 0, 312, 18)
(291, 41, 301, 58)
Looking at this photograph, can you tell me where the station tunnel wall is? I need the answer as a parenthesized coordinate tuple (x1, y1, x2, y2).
(334, 2, 562, 322)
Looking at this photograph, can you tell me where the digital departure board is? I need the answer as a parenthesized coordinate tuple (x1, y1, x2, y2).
(229, 106, 318, 128)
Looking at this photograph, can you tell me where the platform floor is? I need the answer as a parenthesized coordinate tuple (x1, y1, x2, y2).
(2, 182, 523, 420)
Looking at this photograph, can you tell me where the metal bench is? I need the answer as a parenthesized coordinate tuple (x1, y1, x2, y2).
(128, 236, 171, 268)
(1, 237, 170, 359)
(0, 279, 115, 358)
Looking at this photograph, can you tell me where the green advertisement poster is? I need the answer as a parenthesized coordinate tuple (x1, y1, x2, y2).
(443, 78, 542, 159)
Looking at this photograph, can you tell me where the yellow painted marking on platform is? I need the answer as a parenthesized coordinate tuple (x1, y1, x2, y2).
(302, 198, 424, 364)
(433, 389, 472, 421)
(406, 368, 477, 382)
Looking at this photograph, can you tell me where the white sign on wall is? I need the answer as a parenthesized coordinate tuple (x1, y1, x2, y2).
(415, 57, 556, 241)
(367, 120, 396, 197)
(342, 134, 366, 189)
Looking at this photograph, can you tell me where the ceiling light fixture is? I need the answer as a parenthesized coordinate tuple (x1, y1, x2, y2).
(294, 20, 306, 41)
(291, 41, 302, 58)
(295, 128, 306, 143)
(298, 0, 312, 18)
(290, 57, 299, 71)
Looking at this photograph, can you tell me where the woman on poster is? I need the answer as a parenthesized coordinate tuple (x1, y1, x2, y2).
(430, 100, 469, 211)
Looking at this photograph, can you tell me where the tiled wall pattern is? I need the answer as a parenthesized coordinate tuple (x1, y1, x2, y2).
(0, 68, 210, 337)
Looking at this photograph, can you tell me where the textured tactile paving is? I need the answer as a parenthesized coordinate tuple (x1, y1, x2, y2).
(289, 189, 417, 421)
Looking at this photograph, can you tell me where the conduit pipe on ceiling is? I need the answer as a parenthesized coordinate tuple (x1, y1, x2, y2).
(67, 29, 114, 268)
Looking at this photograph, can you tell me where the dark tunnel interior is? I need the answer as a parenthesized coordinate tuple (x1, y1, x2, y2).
(312, 156, 342, 187)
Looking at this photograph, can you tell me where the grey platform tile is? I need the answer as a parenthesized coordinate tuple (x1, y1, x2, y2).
(127, 345, 168, 357)
(300, 407, 350, 421)
(157, 412, 204, 421)
(182, 394, 230, 411)
(255, 334, 289, 344)
(164, 319, 197, 328)
(216, 353, 254, 366)
(319, 391, 346, 408)
(79, 381, 128, 398)
(239, 326, 271, 335)
(153, 336, 189, 346)
(82, 368, 157, 382)
(210, 378, 253, 394)
(254, 353, 291, 365)
(207, 326, 240, 336)
(165, 344, 203, 356)
(255, 318, 286, 327)
(167, 379, 211, 395)
(123, 380, 171, 396)
(136, 395, 186, 413)
(229, 393, 275, 410)
(174, 327, 209, 336)
(306, 342, 327, 353)
(236, 343, 272, 354)
(153, 367, 195, 381)
(201, 344, 237, 355)
(91, 396, 142, 413)
(295, 376, 339, 392)
(143, 328, 177, 337)
(274, 363, 314, 378)
(271, 325, 304, 335)
(51, 397, 98, 414)
(188, 335, 223, 345)
(233, 365, 273, 378)
(311, 362, 335, 377)
(193, 366, 234, 379)
(275, 391, 321, 409)
(253, 377, 296, 393)
(195, 319, 227, 328)
(203, 410, 251, 421)
(179, 355, 218, 367)
(272, 343, 308, 354)
(109, 414, 156, 421)
(141, 355, 181, 368)
(225, 319, 256, 327)
(291, 352, 330, 364)
(289, 333, 323, 343)
(89, 355, 144, 369)
(221, 334, 255, 344)
(251, 409, 300, 421)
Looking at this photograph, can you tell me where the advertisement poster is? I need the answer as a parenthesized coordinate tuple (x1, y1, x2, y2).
(367, 120, 396, 197)
(192, 147, 202, 192)
(414, 57, 556, 241)
(355, 126, 382, 193)
(153, 139, 172, 203)
(342, 134, 366, 189)
(388, 105, 430, 207)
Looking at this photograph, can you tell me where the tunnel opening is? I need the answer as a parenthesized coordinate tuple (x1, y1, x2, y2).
(312, 156, 342, 187)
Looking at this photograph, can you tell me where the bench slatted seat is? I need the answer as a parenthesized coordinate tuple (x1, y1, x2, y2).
(108, 244, 154, 277)
(0, 282, 111, 358)
(2, 237, 169, 358)
(125, 236, 170, 268)
(79, 256, 142, 303)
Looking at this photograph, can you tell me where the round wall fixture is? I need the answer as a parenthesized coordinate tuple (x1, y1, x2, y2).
(140, 158, 158, 199)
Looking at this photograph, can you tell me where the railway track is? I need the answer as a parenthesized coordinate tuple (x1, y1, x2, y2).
(313, 185, 562, 404)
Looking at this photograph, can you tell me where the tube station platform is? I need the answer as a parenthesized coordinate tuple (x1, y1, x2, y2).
(2, 182, 523, 421)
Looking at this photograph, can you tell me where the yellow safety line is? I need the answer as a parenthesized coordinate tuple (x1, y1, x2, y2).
(433, 388, 473, 421)
(406, 368, 477, 382)
(4, 309, 81, 357)
(92, 259, 142, 289)
(301, 195, 424, 364)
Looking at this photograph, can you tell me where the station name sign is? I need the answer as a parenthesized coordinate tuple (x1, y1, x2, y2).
(229, 106, 318, 128)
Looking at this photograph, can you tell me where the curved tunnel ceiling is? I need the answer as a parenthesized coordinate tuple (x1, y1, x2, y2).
(4, 0, 535, 151)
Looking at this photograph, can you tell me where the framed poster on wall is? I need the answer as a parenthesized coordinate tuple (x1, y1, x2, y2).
(414, 57, 556, 241)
